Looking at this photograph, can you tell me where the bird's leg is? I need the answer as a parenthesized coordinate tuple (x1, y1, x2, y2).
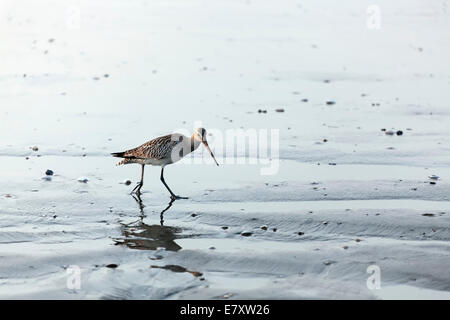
(160, 167, 188, 200)
(137, 164, 145, 194)
(132, 164, 145, 195)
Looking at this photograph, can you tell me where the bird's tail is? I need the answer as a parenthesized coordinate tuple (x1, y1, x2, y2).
(111, 152, 125, 158)
(116, 159, 129, 166)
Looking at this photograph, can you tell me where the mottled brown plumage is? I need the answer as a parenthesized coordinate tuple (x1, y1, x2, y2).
(113, 134, 188, 166)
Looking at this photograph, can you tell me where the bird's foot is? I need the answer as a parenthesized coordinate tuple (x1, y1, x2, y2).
(131, 182, 143, 194)
(170, 195, 189, 200)
(134, 190, 143, 201)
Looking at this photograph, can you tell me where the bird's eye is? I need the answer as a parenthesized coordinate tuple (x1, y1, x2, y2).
(178, 136, 183, 142)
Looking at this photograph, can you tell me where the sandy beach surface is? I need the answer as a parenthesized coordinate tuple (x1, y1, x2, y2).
(1, 0, 450, 299)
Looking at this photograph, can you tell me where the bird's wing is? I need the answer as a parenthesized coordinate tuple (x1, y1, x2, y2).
(123, 134, 186, 160)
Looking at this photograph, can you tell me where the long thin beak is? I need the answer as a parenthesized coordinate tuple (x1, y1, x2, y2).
(202, 140, 219, 166)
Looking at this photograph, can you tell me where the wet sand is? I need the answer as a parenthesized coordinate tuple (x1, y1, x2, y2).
(1, 155, 449, 299)
(1, 0, 450, 299)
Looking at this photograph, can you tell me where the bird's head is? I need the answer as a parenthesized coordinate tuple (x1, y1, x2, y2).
(193, 127, 219, 166)
(193, 127, 207, 142)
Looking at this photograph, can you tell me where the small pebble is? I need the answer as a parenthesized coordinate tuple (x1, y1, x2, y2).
(396, 130, 403, 136)
(422, 213, 435, 217)
(123, 179, 132, 185)
(45, 169, 54, 176)
(77, 177, 89, 183)
(30, 146, 39, 152)
(261, 225, 268, 231)
(275, 108, 285, 113)
(106, 264, 118, 269)
(326, 101, 335, 105)
(241, 232, 252, 237)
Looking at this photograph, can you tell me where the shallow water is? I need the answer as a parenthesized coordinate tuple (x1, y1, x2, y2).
(1, 154, 449, 299)
(1, 0, 450, 299)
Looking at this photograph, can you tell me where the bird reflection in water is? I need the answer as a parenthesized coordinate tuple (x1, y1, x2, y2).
(114, 196, 182, 252)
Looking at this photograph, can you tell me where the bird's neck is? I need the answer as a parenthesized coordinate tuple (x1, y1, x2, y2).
(190, 135, 201, 152)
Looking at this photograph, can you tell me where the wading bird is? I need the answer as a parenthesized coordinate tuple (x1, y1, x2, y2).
(112, 128, 219, 200)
